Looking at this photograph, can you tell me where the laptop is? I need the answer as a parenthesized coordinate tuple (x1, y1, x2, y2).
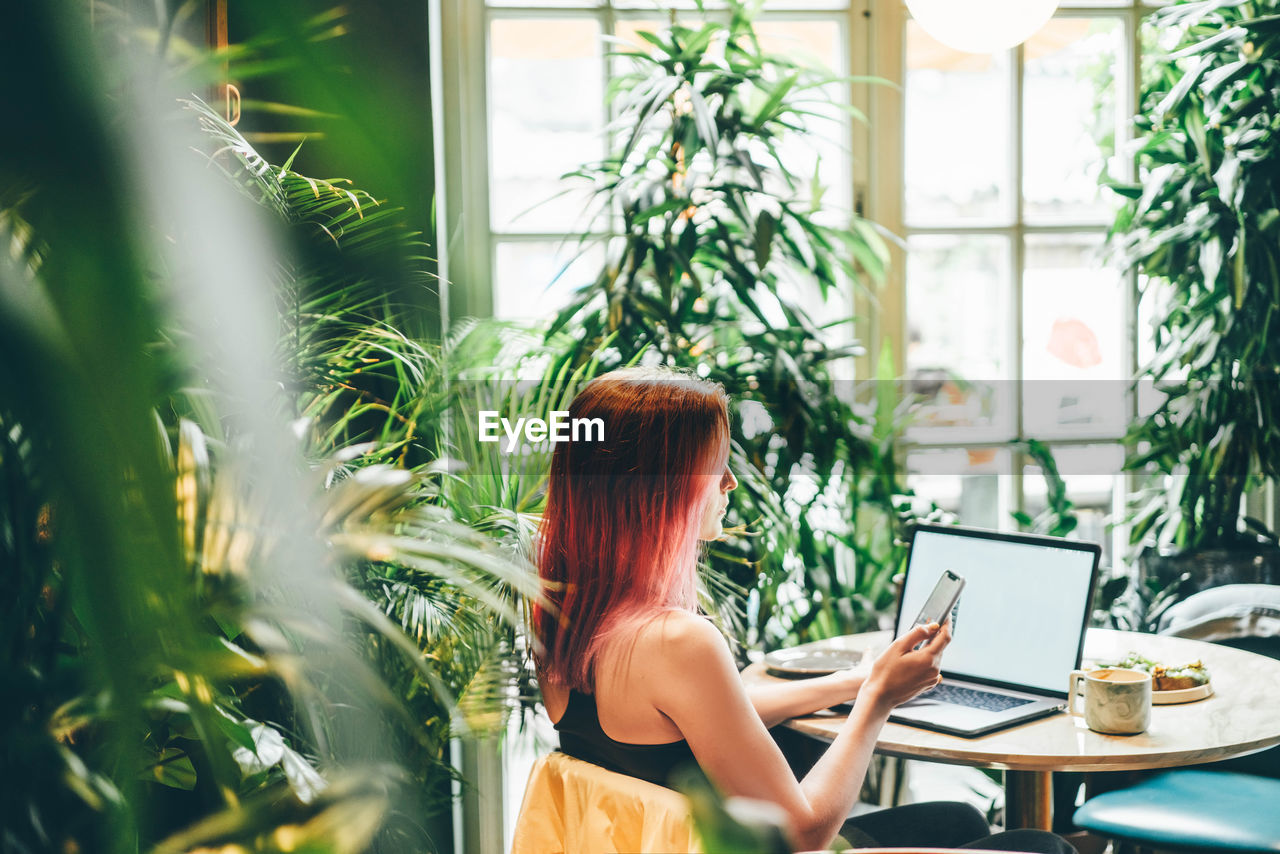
(888, 523, 1101, 738)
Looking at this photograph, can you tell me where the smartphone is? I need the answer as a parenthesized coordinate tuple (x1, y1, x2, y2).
(909, 569, 965, 645)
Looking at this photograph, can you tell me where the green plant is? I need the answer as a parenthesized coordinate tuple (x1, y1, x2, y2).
(188, 97, 440, 460)
(189, 96, 555, 839)
(546, 0, 905, 650)
(1, 5, 533, 853)
(1111, 0, 1280, 554)
(1011, 439, 1080, 539)
(1093, 570, 1192, 633)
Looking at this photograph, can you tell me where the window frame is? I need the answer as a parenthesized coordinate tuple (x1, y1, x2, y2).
(873, 2, 1156, 562)
(474, 1, 867, 326)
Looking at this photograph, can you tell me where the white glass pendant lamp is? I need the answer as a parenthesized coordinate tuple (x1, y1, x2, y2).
(904, 0, 1061, 54)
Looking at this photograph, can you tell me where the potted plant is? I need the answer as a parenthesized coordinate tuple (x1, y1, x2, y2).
(1111, 0, 1280, 592)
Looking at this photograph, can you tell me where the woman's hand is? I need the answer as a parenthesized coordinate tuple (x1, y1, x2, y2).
(857, 621, 953, 717)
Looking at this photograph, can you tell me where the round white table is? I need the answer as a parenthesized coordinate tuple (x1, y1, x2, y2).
(742, 628, 1280, 830)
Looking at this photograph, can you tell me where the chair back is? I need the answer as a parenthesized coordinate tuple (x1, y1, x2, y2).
(510, 751, 700, 854)
(512, 753, 1043, 854)
(1158, 582, 1280, 644)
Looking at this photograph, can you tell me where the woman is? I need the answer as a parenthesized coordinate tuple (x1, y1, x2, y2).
(534, 367, 1072, 853)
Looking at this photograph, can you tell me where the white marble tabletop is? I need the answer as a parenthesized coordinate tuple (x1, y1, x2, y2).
(743, 628, 1280, 772)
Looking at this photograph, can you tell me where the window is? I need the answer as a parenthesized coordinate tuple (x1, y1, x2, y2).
(486, 14, 606, 320)
(897, 3, 1155, 569)
(444, 1, 1159, 570)
(474, 1, 857, 323)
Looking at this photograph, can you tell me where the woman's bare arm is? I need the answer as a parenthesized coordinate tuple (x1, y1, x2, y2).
(643, 613, 950, 851)
(744, 668, 866, 728)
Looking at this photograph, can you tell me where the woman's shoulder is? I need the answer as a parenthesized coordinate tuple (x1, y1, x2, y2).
(592, 610, 735, 707)
(634, 610, 731, 664)
(629, 611, 751, 728)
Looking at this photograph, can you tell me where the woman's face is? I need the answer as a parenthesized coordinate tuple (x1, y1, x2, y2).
(697, 454, 738, 541)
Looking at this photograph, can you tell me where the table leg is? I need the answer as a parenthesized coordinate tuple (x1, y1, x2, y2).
(1005, 770, 1053, 830)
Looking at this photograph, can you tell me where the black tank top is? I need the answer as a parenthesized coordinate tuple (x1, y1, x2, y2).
(554, 689, 699, 788)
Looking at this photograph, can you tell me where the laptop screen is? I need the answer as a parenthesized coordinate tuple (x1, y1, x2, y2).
(894, 525, 1100, 697)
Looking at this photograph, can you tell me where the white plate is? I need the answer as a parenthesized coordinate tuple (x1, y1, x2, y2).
(764, 648, 863, 678)
(1153, 681, 1213, 704)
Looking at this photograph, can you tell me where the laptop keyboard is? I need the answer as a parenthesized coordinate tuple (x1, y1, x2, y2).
(919, 682, 1034, 712)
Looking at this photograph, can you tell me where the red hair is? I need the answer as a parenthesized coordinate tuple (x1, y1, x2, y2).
(534, 366, 729, 691)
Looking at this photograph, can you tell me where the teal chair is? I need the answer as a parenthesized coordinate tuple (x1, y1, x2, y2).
(1073, 769, 1280, 853)
(1074, 584, 1280, 853)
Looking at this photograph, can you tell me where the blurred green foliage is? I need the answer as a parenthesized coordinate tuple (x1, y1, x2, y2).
(1, 3, 536, 853)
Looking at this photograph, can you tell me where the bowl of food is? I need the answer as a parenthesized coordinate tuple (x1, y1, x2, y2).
(1094, 651, 1213, 704)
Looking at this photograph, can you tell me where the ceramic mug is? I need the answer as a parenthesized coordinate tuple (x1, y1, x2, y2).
(1068, 667, 1152, 735)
